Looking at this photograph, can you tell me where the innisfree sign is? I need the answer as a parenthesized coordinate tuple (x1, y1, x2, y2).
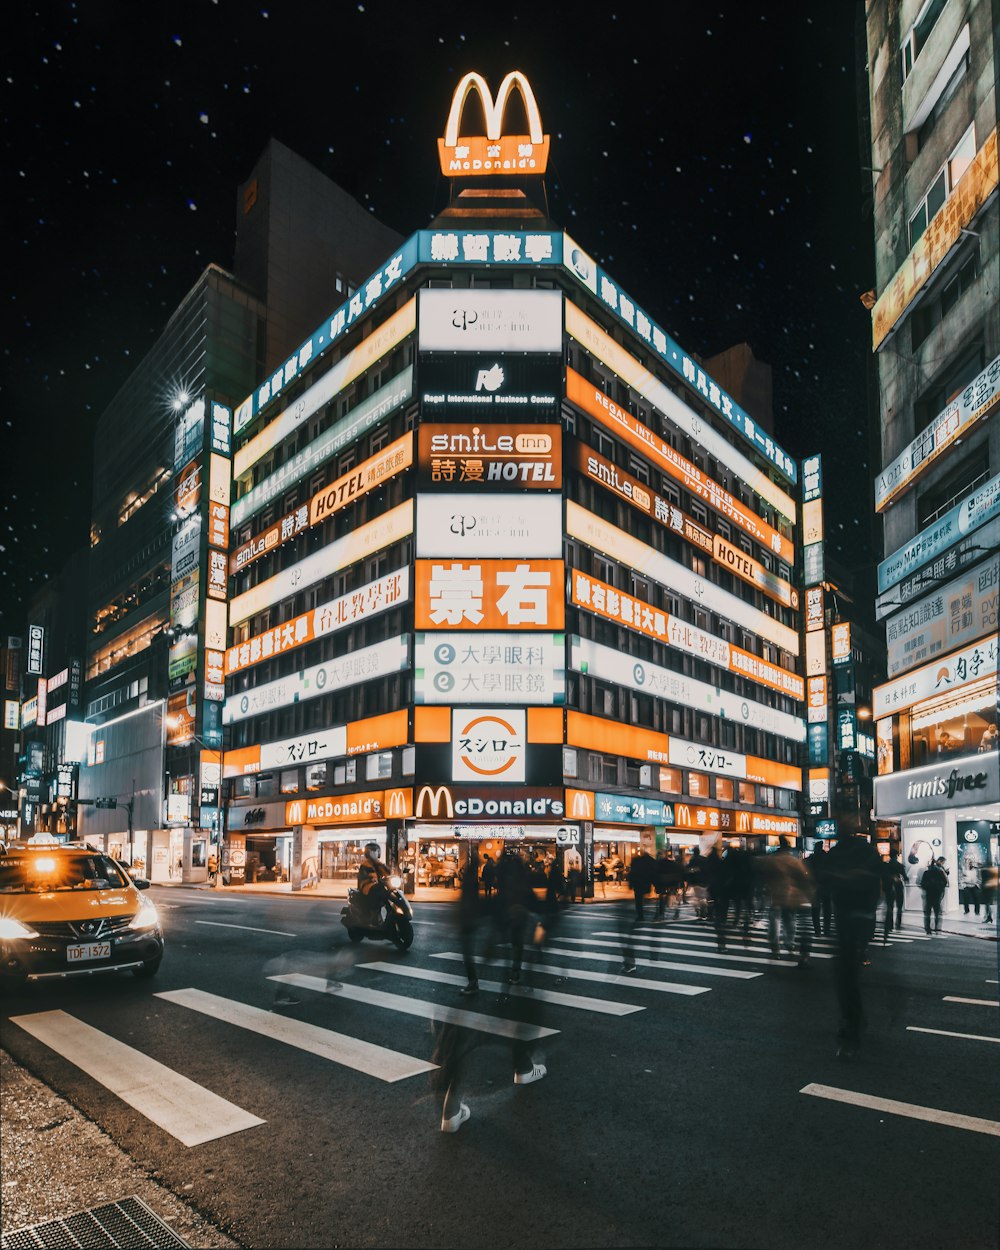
(439, 71, 550, 176)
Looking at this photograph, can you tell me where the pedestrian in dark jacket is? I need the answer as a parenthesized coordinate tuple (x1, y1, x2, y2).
(480, 853, 496, 897)
(881, 851, 908, 940)
(825, 832, 883, 1057)
(628, 850, 656, 921)
(457, 847, 482, 995)
(496, 847, 535, 984)
(919, 857, 948, 934)
(809, 842, 832, 936)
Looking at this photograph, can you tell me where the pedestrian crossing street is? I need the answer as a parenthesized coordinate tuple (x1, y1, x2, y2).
(6, 910, 927, 1149)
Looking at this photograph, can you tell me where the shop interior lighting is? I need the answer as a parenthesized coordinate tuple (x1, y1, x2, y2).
(911, 686, 996, 729)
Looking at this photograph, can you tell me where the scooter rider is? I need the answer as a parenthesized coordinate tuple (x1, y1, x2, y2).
(358, 842, 390, 923)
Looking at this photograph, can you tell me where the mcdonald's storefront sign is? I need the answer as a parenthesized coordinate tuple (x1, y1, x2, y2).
(285, 788, 413, 826)
(439, 71, 550, 176)
(414, 785, 565, 821)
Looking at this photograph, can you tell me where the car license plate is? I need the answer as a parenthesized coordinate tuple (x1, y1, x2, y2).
(67, 941, 111, 963)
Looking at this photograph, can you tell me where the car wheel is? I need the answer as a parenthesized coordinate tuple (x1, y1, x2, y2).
(133, 956, 162, 979)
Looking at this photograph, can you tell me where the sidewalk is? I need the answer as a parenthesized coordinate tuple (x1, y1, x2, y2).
(0, 1050, 238, 1249)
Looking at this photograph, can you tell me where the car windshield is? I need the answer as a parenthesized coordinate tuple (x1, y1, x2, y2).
(0, 853, 129, 893)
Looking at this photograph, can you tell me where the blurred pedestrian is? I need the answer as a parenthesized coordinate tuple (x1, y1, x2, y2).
(496, 846, 535, 985)
(761, 838, 814, 963)
(726, 843, 754, 943)
(980, 863, 997, 924)
(808, 840, 831, 936)
(825, 831, 882, 1057)
(628, 847, 656, 922)
(919, 857, 948, 934)
(457, 847, 482, 996)
(881, 850, 907, 941)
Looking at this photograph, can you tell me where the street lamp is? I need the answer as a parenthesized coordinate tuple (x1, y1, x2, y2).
(165, 718, 227, 889)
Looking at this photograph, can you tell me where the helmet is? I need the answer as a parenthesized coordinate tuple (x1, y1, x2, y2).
(364, 842, 380, 859)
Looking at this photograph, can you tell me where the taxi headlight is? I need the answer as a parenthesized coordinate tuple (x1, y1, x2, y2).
(0, 917, 40, 940)
(127, 900, 160, 932)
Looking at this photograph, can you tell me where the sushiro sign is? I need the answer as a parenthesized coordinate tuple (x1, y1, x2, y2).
(438, 71, 550, 176)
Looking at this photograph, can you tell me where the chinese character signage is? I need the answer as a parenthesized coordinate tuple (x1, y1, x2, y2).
(416, 560, 563, 631)
(414, 633, 565, 705)
(873, 634, 999, 718)
(418, 420, 561, 488)
(27, 625, 44, 676)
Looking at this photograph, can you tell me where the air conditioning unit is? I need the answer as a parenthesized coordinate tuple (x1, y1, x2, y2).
(639, 765, 653, 787)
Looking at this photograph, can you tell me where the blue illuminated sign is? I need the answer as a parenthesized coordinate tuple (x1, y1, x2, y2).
(594, 792, 671, 825)
(562, 234, 797, 485)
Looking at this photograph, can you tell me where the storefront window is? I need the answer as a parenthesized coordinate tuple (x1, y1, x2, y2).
(306, 763, 327, 790)
(715, 777, 735, 802)
(688, 771, 709, 798)
(909, 680, 997, 765)
(739, 782, 755, 804)
(659, 766, 682, 794)
(280, 769, 298, 794)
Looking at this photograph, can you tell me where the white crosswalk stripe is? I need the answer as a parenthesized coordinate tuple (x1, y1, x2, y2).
(588, 932, 803, 967)
(156, 987, 437, 1082)
(8, 1009, 265, 1147)
(633, 924, 842, 954)
(607, 927, 836, 960)
(270, 973, 559, 1040)
(545, 937, 761, 977)
(431, 951, 711, 995)
(358, 960, 645, 1015)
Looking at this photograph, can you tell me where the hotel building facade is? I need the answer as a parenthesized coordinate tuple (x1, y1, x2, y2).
(217, 73, 811, 893)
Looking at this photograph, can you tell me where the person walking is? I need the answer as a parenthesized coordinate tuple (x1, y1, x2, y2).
(919, 857, 948, 934)
(825, 831, 883, 1058)
(726, 844, 754, 944)
(496, 846, 535, 984)
(881, 850, 907, 940)
(959, 853, 982, 916)
(480, 853, 496, 898)
(808, 840, 831, 936)
(761, 838, 814, 962)
(628, 847, 656, 923)
(457, 847, 482, 996)
(979, 863, 997, 924)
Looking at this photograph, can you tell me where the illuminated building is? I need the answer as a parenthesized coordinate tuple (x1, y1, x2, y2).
(862, 1, 999, 906)
(75, 142, 401, 879)
(221, 72, 810, 892)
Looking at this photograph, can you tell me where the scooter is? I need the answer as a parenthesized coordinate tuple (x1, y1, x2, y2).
(341, 875, 414, 950)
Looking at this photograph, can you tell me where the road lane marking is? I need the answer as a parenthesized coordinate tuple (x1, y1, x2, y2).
(801, 1082, 1000, 1137)
(632, 926, 839, 956)
(196, 921, 297, 937)
(359, 961, 643, 1015)
(906, 1026, 1000, 1044)
(8, 1010, 264, 1147)
(545, 938, 760, 978)
(431, 952, 710, 996)
(271, 974, 559, 1040)
(591, 932, 802, 967)
(944, 996, 999, 1007)
(156, 988, 434, 1082)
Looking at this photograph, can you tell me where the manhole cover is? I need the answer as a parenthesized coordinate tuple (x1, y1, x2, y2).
(2, 1196, 191, 1249)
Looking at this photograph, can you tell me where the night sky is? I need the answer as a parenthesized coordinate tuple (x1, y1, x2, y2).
(3, 2, 877, 640)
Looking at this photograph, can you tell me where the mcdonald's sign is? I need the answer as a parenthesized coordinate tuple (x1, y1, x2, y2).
(566, 789, 595, 820)
(415, 785, 455, 819)
(737, 811, 752, 833)
(386, 788, 413, 819)
(439, 71, 550, 176)
(286, 801, 304, 825)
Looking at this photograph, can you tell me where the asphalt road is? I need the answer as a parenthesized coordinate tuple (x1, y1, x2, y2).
(2, 888, 998, 1250)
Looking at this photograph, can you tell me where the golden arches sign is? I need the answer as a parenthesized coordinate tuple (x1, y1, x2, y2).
(439, 70, 550, 177)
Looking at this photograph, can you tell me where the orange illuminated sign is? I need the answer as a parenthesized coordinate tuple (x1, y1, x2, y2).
(438, 71, 550, 177)
(230, 434, 413, 574)
(567, 711, 670, 765)
(872, 128, 997, 350)
(286, 787, 413, 827)
(419, 423, 561, 489)
(176, 459, 201, 514)
(566, 368, 793, 563)
(415, 559, 564, 630)
(225, 710, 410, 778)
(570, 568, 804, 701)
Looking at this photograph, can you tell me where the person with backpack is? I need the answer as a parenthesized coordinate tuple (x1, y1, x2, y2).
(919, 856, 949, 934)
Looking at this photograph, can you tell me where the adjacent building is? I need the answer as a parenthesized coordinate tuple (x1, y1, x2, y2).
(219, 71, 809, 893)
(863, 0, 999, 912)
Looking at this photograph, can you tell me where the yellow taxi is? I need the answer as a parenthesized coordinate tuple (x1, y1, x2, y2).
(0, 837, 163, 990)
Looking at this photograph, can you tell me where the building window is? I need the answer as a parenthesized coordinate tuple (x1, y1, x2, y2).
(900, 0, 947, 82)
(908, 125, 975, 249)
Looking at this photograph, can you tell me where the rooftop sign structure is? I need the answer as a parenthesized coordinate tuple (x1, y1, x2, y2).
(438, 71, 550, 176)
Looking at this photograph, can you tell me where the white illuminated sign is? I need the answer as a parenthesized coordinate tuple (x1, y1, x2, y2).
(452, 708, 527, 783)
(667, 737, 747, 780)
(566, 501, 799, 657)
(414, 632, 565, 704)
(569, 635, 806, 743)
(223, 636, 409, 725)
(418, 289, 562, 353)
(416, 494, 562, 559)
(228, 501, 413, 626)
(873, 634, 999, 719)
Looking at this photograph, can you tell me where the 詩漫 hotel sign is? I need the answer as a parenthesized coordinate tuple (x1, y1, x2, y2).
(871, 128, 997, 351)
(438, 71, 550, 177)
(418, 424, 561, 489)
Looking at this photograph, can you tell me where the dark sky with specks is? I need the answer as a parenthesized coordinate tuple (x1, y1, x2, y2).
(2, 1, 878, 638)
